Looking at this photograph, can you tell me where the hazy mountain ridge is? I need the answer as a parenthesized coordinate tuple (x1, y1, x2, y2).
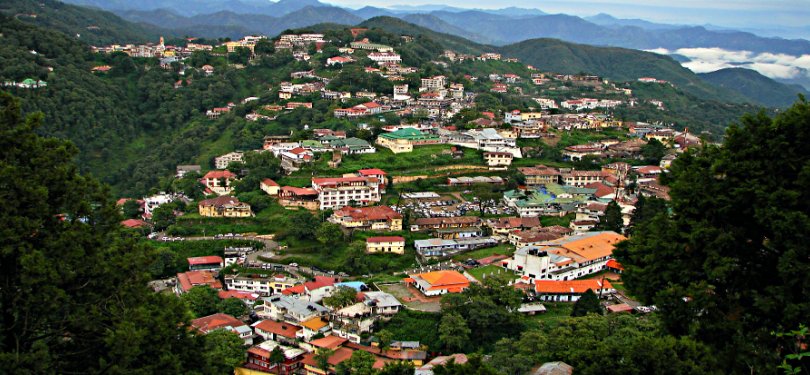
(698, 68, 809, 108)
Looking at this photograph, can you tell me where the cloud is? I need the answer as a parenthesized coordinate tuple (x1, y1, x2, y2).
(663, 47, 810, 79)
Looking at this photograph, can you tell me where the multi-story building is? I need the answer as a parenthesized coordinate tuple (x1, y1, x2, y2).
(561, 170, 605, 187)
(503, 231, 626, 281)
(376, 128, 442, 154)
(410, 216, 481, 232)
(225, 274, 301, 296)
(420, 76, 447, 91)
(259, 294, 329, 325)
(365, 236, 406, 254)
(200, 170, 237, 195)
(311, 176, 381, 210)
(518, 165, 561, 187)
(329, 205, 402, 231)
(191, 313, 253, 345)
(484, 152, 513, 167)
(198, 196, 253, 218)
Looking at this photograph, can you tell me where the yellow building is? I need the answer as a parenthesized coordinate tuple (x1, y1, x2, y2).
(198, 196, 253, 218)
(366, 236, 406, 254)
(376, 128, 441, 154)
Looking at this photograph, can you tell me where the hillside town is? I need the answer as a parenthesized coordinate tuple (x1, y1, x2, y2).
(91, 26, 705, 375)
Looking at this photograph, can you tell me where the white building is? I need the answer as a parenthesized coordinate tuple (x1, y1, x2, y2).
(311, 176, 382, 210)
(214, 152, 244, 169)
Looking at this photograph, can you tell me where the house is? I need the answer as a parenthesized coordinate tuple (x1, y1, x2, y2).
(120, 219, 150, 229)
(360, 291, 402, 317)
(484, 152, 513, 167)
(191, 313, 253, 345)
(142, 192, 187, 216)
(218, 290, 260, 305)
(199, 195, 252, 217)
(406, 270, 470, 296)
(561, 170, 605, 187)
(301, 347, 358, 375)
(376, 128, 441, 153)
(530, 279, 615, 302)
(280, 147, 314, 173)
(200, 170, 238, 195)
(214, 151, 243, 169)
(508, 226, 572, 248)
(175, 270, 222, 294)
(503, 231, 626, 281)
(326, 56, 354, 66)
(328, 137, 376, 155)
(280, 276, 341, 302)
(414, 237, 497, 258)
(329, 206, 402, 231)
(485, 216, 542, 235)
(259, 294, 329, 325)
(278, 186, 320, 210)
(410, 216, 481, 232)
(311, 176, 382, 210)
(260, 178, 280, 196)
(176, 164, 201, 178)
(519, 165, 561, 186)
(330, 302, 375, 343)
(300, 316, 331, 341)
(606, 259, 624, 274)
(368, 52, 401, 64)
(226, 274, 300, 296)
(416, 354, 468, 375)
(187, 256, 224, 271)
(252, 320, 302, 345)
(502, 184, 594, 217)
(243, 340, 306, 374)
(366, 236, 406, 254)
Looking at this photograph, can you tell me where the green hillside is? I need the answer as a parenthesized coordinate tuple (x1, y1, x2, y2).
(698, 68, 809, 108)
(0, 0, 164, 45)
(360, 16, 492, 55)
(496, 38, 749, 103)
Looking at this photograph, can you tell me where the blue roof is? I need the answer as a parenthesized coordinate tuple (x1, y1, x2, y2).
(335, 281, 367, 291)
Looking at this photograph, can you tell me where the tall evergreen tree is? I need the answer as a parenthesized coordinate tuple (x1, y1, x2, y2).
(570, 289, 603, 317)
(0, 93, 207, 373)
(615, 98, 810, 373)
(599, 201, 624, 233)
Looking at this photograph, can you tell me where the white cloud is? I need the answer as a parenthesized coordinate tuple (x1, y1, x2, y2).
(664, 47, 810, 79)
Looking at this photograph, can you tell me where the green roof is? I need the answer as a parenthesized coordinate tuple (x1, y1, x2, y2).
(379, 128, 439, 141)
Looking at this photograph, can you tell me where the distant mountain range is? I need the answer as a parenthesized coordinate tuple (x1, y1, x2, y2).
(4, 0, 805, 107)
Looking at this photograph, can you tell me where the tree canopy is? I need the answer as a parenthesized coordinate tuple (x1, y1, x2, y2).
(615, 98, 810, 372)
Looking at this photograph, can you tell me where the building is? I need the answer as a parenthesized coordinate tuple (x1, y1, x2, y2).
(410, 216, 481, 232)
(244, 340, 306, 374)
(198, 196, 253, 218)
(561, 170, 605, 187)
(175, 270, 222, 294)
(259, 294, 329, 325)
(366, 236, 406, 254)
(484, 152, 513, 167)
(311, 176, 382, 210)
(200, 170, 238, 195)
(416, 354, 468, 375)
(225, 274, 300, 296)
(376, 128, 441, 153)
(278, 186, 319, 210)
(519, 165, 561, 186)
(176, 164, 202, 178)
(260, 178, 280, 196)
(252, 320, 301, 345)
(187, 256, 224, 271)
(503, 231, 626, 281)
(191, 313, 253, 345)
(214, 152, 244, 169)
(406, 270, 470, 296)
(530, 279, 615, 302)
(508, 226, 572, 248)
(280, 276, 341, 303)
(328, 137, 376, 155)
(485, 216, 542, 235)
(368, 52, 402, 64)
(329, 205, 402, 231)
(414, 237, 498, 258)
(280, 147, 314, 173)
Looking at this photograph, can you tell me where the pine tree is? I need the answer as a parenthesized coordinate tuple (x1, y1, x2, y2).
(570, 289, 603, 317)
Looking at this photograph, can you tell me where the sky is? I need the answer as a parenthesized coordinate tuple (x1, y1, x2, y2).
(322, 0, 810, 29)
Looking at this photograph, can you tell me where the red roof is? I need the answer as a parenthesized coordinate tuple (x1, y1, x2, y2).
(366, 236, 405, 243)
(191, 313, 245, 333)
(606, 259, 624, 271)
(176, 271, 222, 292)
(310, 335, 348, 349)
(282, 276, 339, 295)
(202, 170, 236, 179)
(120, 219, 149, 228)
(361, 102, 381, 109)
(254, 320, 301, 339)
(358, 168, 387, 176)
(218, 290, 259, 301)
(261, 178, 279, 187)
(187, 256, 224, 266)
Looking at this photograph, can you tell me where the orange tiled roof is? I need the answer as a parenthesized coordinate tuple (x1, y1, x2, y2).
(301, 317, 328, 331)
(191, 313, 244, 333)
(534, 279, 613, 294)
(254, 320, 301, 339)
(413, 270, 470, 291)
(310, 335, 348, 349)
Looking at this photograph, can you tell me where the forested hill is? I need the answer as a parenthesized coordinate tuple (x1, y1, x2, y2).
(0, 0, 163, 45)
(359, 16, 493, 55)
(698, 68, 810, 108)
(496, 38, 747, 103)
(0, 16, 141, 180)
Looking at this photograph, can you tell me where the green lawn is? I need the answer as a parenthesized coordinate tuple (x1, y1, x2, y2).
(541, 214, 575, 227)
(453, 244, 515, 261)
(524, 302, 574, 328)
(467, 264, 510, 282)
